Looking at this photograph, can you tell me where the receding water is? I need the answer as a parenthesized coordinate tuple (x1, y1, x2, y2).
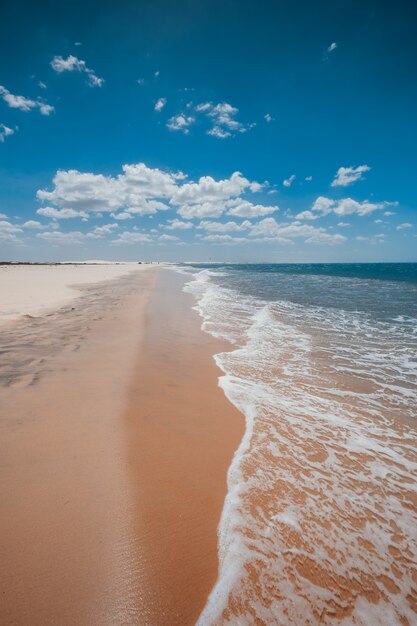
(178, 263, 417, 626)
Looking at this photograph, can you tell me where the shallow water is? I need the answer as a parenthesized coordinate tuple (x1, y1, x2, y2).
(179, 264, 417, 626)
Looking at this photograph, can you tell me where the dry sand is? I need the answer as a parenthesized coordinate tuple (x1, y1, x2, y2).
(0, 262, 144, 323)
(0, 266, 243, 625)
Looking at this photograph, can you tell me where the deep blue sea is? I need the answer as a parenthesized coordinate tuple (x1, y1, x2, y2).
(177, 263, 417, 626)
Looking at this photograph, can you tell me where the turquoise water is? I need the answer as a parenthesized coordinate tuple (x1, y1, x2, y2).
(179, 263, 417, 626)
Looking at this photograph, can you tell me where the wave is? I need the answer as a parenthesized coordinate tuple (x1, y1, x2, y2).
(180, 268, 417, 626)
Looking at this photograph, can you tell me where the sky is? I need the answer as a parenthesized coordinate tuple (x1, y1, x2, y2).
(0, 0, 416, 262)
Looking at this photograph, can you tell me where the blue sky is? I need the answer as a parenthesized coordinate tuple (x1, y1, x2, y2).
(0, 0, 416, 262)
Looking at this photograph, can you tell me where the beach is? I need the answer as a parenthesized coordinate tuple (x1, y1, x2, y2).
(0, 264, 243, 625)
(1, 262, 416, 626)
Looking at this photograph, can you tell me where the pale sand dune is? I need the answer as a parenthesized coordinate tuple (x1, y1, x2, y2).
(0, 262, 148, 323)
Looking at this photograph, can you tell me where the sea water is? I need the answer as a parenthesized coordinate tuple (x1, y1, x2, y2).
(179, 263, 417, 626)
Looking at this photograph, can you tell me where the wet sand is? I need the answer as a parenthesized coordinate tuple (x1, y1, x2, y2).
(0, 266, 243, 625)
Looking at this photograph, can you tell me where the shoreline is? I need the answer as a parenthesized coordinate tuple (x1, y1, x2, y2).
(0, 266, 243, 624)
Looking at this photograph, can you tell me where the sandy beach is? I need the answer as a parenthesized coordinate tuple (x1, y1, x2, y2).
(0, 265, 243, 625)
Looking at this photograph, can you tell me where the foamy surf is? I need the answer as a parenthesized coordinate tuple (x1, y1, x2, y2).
(179, 265, 417, 626)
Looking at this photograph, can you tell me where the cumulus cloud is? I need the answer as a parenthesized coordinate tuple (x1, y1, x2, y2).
(396, 223, 413, 230)
(331, 165, 370, 187)
(37, 230, 91, 244)
(194, 101, 253, 138)
(167, 114, 194, 133)
(249, 218, 346, 245)
(303, 195, 395, 218)
(197, 220, 252, 233)
(305, 175, 313, 182)
(112, 231, 153, 244)
(158, 233, 180, 242)
(0, 219, 22, 242)
(0, 123, 15, 142)
(154, 98, 166, 112)
(50, 55, 104, 87)
(264, 113, 273, 122)
(283, 174, 296, 187)
(22, 220, 45, 229)
(226, 199, 278, 218)
(0, 85, 54, 115)
(36, 206, 88, 219)
(164, 219, 193, 230)
(328, 42, 338, 52)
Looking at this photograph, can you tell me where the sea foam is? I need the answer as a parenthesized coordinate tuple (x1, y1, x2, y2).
(180, 267, 417, 626)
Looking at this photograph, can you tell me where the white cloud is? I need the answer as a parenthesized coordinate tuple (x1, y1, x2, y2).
(167, 114, 194, 133)
(207, 126, 231, 139)
(111, 211, 134, 220)
(35, 163, 278, 230)
(396, 223, 413, 230)
(159, 234, 180, 242)
(337, 222, 350, 227)
(38, 81, 47, 89)
(0, 220, 22, 242)
(328, 42, 338, 52)
(202, 234, 250, 244)
(194, 101, 253, 138)
(384, 211, 396, 216)
(22, 220, 45, 229)
(331, 165, 370, 187)
(154, 70, 160, 77)
(309, 195, 394, 217)
(92, 223, 119, 236)
(50, 55, 104, 87)
(197, 220, 252, 233)
(36, 206, 88, 219)
(0, 124, 15, 142)
(154, 97, 166, 112)
(36, 230, 88, 244)
(112, 231, 153, 244)
(305, 175, 313, 182)
(227, 199, 278, 218)
(283, 174, 296, 187)
(164, 219, 193, 230)
(0, 85, 54, 115)
(295, 210, 318, 221)
(264, 113, 273, 123)
(249, 218, 346, 245)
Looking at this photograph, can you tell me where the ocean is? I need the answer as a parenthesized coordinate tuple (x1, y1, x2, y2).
(178, 263, 417, 626)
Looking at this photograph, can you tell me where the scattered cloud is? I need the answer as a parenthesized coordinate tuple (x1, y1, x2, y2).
(154, 70, 160, 77)
(154, 97, 166, 112)
(112, 231, 153, 244)
(384, 211, 396, 216)
(396, 222, 413, 230)
(328, 42, 338, 52)
(226, 199, 278, 218)
(164, 219, 193, 230)
(195, 101, 253, 138)
(197, 220, 252, 233)
(283, 174, 296, 188)
(0, 219, 22, 242)
(167, 114, 194, 133)
(305, 175, 313, 182)
(158, 233, 180, 242)
(0, 85, 54, 115)
(264, 113, 274, 123)
(50, 55, 104, 87)
(36, 206, 88, 219)
(337, 222, 350, 227)
(0, 123, 16, 142)
(249, 218, 346, 245)
(22, 220, 45, 229)
(38, 81, 47, 89)
(36, 164, 266, 226)
(300, 195, 396, 218)
(331, 165, 370, 187)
